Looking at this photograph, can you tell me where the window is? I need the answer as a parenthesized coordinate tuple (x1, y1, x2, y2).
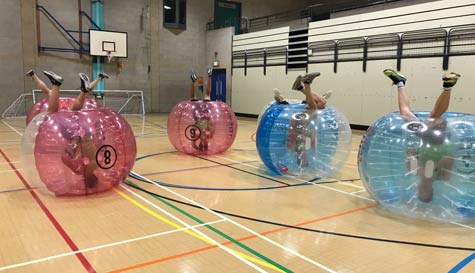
(163, 0, 186, 29)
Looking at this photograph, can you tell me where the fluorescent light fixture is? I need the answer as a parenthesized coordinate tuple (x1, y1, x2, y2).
(164, 5, 172, 9)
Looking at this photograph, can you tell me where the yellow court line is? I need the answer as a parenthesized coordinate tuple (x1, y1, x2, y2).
(113, 188, 285, 273)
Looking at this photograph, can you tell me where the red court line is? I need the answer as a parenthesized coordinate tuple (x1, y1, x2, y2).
(0, 149, 97, 273)
(107, 203, 378, 273)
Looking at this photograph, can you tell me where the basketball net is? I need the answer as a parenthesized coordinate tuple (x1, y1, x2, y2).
(106, 51, 113, 63)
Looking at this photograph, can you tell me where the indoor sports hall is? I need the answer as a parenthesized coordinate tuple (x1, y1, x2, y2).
(1, 0, 475, 272)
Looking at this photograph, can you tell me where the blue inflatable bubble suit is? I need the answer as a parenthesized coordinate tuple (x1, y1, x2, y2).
(358, 111, 475, 222)
(256, 103, 352, 178)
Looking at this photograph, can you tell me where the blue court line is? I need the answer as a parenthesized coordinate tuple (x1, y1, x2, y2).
(448, 253, 475, 273)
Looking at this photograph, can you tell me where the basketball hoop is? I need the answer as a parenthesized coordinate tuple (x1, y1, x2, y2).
(106, 50, 113, 63)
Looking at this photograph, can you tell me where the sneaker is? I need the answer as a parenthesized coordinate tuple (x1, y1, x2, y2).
(383, 69, 406, 85)
(273, 88, 284, 102)
(207, 66, 213, 77)
(442, 72, 461, 88)
(322, 90, 332, 99)
(98, 72, 109, 79)
(190, 69, 198, 82)
(292, 75, 304, 91)
(43, 71, 63, 86)
(25, 69, 35, 77)
(301, 72, 320, 84)
(79, 73, 91, 93)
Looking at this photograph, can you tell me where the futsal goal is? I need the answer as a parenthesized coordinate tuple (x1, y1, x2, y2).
(2, 89, 145, 118)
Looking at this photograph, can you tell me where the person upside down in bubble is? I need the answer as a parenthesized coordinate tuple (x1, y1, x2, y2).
(26, 69, 107, 188)
(383, 68, 461, 202)
(286, 72, 330, 171)
(188, 66, 216, 152)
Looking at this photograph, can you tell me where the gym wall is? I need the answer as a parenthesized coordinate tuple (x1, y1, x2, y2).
(231, 0, 475, 126)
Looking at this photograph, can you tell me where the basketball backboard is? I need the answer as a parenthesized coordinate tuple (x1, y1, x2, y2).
(89, 29, 128, 58)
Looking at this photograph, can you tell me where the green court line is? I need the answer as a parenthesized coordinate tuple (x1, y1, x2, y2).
(125, 180, 293, 273)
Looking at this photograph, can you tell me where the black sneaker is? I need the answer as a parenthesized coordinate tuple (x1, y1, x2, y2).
(98, 72, 109, 79)
(207, 66, 213, 77)
(442, 72, 461, 88)
(190, 69, 198, 82)
(301, 72, 320, 84)
(25, 69, 35, 77)
(383, 69, 406, 85)
(292, 75, 304, 91)
(43, 71, 63, 86)
(79, 73, 91, 93)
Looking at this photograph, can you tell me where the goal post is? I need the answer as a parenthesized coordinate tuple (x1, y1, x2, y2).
(31, 89, 145, 116)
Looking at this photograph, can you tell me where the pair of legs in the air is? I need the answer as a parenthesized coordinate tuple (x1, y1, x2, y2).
(26, 69, 108, 112)
(383, 69, 461, 202)
(189, 66, 214, 151)
(26, 70, 108, 188)
(284, 72, 326, 169)
(190, 66, 213, 101)
(274, 72, 331, 110)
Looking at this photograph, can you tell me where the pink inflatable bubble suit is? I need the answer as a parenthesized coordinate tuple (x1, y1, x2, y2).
(167, 100, 237, 155)
(26, 97, 99, 125)
(22, 108, 136, 196)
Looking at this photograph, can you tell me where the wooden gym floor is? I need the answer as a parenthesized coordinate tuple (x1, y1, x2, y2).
(0, 114, 475, 273)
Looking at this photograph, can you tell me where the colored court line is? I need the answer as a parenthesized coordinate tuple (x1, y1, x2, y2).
(194, 155, 291, 186)
(211, 153, 374, 201)
(0, 187, 35, 194)
(137, 152, 361, 191)
(0, 148, 97, 273)
(124, 181, 475, 252)
(114, 187, 288, 273)
(141, 160, 258, 176)
(132, 169, 349, 272)
(107, 190, 377, 273)
(448, 253, 475, 273)
(0, 220, 225, 272)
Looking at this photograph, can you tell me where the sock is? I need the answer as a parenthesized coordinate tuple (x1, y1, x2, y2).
(397, 82, 405, 88)
(443, 87, 452, 92)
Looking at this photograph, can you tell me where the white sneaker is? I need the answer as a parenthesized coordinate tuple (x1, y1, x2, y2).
(273, 88, 284, 102)
(322, 90, 332, 99)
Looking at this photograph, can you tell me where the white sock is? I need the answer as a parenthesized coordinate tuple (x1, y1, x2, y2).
(443, 87, 452, 92)
(397, 82, 405, 88)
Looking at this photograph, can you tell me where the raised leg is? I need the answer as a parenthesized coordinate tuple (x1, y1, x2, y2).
(42, 71, 63, 113)
(429, 72, 460, 119)
(89, 72, 109, 91)
(383, 69, 416, 119)
(26, 70, 52, 95)
(204, 66, 212, 100)
(70, 73, 91, 111)
(190, 69, 197, 100)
